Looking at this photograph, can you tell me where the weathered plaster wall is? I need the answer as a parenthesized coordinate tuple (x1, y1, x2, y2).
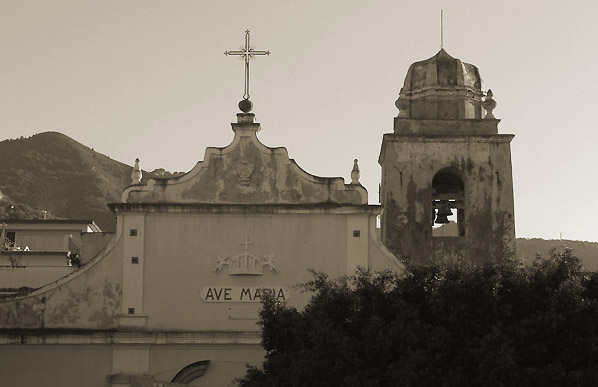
(0, 345, 112, 387)
(368, 219, 405, 271)
(149, 345, 264, 387)
(122, 117, 367, 205)
(140, 210, 355, 331)
(0, 255, 75, 288)
(0, 342, 264, 387)
(381, 135, 515, 263)
(2, 221, 92, 250)
(81, 232, 114, 264)
(0, 234, 123, 330)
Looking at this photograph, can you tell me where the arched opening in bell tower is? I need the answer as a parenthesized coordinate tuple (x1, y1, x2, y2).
(432, 169, 465, 237)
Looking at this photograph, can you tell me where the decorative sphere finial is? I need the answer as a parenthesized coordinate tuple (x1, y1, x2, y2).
(239, 98, 253, 113)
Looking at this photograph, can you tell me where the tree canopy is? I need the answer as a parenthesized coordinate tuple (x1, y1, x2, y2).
(236, 250, 598, 387)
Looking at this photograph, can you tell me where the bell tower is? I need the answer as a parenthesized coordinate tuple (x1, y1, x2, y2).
(379, 49, 515, 263)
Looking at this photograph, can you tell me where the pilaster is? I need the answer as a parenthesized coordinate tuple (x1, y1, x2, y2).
(118, 213, 147, 329)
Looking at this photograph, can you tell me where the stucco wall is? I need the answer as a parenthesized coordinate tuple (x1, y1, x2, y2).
(0, 234, 123, 330)
(0, 263, 74, 288)
(367, 220, 405, 271)
(0, 345, 112, 387)
(122, 116, 367, 206)
(139, 211, 351, 331)
(149, 344, 264, 386)
(381, 135, 515, 263)
(81, 232, 115, 264)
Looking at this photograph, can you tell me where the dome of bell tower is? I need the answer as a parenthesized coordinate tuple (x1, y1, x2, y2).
(395, 49, 485, 120)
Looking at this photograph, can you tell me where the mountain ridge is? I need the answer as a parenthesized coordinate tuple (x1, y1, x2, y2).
(0, 132, 149, 231)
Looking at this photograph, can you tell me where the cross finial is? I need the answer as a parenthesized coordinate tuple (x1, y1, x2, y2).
(225, 30, 271, 113)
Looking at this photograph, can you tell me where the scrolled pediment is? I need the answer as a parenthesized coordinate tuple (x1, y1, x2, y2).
(122, 115, 366, 205)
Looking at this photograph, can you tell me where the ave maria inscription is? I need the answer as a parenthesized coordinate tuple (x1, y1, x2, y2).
(200, 287, 290, 303)
(204, 237, 287, 303)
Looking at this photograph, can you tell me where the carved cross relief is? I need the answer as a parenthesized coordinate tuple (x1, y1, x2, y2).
(215, 236, 277, 275)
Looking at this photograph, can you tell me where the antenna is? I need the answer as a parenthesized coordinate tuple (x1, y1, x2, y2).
(440, 10, 444, 49)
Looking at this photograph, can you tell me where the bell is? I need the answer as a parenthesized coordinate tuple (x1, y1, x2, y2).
(435, 213, 449, 224)
(435, 203, 453, 224)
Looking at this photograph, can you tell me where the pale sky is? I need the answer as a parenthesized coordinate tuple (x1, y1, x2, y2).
(1, 1, 597, 242)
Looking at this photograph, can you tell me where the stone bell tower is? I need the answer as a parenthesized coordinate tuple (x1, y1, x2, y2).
(379, 49, 515, 263)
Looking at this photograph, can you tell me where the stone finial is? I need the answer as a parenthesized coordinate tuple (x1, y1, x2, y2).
(482, 89, 497, 119)
(131, 158, 142, 184)
(351, 159, 361, 184)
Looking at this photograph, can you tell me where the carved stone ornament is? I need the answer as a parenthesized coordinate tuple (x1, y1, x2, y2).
(482, 89, 497, 119)
(235, 160, 254, 186)
(350, 159, 361, 184)
(215, 237, 277, 275)
(131, 158, 142, 185)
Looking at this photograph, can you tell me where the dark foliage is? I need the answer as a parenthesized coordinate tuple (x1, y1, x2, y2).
(236, 249, 598, 387)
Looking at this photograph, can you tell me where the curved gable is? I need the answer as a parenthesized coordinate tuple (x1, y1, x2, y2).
(122, 113, 367, 205)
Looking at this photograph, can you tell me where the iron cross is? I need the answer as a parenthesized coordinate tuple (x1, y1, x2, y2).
(225, 30, 270, 100)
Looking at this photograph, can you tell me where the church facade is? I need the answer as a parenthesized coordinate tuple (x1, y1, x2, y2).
(0, 49, 513, 387)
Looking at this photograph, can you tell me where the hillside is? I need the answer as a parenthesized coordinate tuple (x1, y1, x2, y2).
(433, 222, 598, 269)
(0, 132, 147, 232)
(516, 238, 598, 271)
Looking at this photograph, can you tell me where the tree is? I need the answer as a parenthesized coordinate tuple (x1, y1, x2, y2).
(236, 249, 598, 387)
